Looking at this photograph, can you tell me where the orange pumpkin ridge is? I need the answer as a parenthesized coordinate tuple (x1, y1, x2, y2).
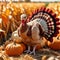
(5, 43, 23, 56)
(21, 43, 26, 51)
(47, 33, 60, 50)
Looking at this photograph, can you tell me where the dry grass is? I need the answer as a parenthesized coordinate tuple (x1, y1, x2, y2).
(0, 48, 60, 60)
(0, 2, 60, 60)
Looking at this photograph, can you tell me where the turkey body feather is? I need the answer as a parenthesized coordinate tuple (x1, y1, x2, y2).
(18, 18, 46, 47)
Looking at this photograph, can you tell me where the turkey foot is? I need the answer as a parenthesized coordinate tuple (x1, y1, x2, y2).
(24, 45, 31, 53)
(29, 46, 36, 55)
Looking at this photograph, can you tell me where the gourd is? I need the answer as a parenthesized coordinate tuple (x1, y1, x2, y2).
(5, 43, 23, 56)
(47, 34, 60, 50)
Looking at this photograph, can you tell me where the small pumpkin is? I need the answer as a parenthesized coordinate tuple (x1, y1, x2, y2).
(5, 42, 23, 56)
(47, 34, 60, 50)
(21, 43, 26, 51)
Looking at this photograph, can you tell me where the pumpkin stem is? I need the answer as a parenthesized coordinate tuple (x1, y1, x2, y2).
(13, 40, 16, 45)
(13, 39, 16, 45)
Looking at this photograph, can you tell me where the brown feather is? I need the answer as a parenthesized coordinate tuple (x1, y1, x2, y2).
(27, 26, 32, 38)
(39, 25, 44, 36)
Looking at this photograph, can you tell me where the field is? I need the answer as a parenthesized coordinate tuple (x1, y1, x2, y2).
(0, 2, 60, 60)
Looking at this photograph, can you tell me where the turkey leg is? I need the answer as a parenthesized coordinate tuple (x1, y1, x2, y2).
(24, 45, 31, 53)
(29, 45, 36, 55)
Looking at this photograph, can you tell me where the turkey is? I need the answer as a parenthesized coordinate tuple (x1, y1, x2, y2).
(18, 7, 60, 55)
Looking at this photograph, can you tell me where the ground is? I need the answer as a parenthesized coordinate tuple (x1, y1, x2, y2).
(0, 48, 60, 60)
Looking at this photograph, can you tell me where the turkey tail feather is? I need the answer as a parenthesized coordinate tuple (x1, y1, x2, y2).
(27, 7, 60, 42)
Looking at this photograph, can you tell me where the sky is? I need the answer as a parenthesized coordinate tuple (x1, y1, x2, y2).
(31, 0, 60, 2)
(0, 0, 60, 2)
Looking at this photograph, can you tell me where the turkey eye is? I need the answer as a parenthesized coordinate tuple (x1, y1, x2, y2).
(24, 16, 26, 18)
(57, 36, 60, 40)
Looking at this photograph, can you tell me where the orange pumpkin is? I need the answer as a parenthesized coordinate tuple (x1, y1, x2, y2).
(21, 43, 26, 51)
(47, 34, 60, 50)
(5, 43, 23, 56)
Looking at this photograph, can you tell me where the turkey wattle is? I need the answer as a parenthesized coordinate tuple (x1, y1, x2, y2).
(18, 7, 60, 55)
